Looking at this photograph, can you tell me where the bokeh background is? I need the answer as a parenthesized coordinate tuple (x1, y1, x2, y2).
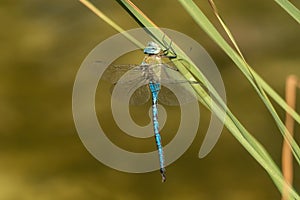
(1, 0, 299, 199)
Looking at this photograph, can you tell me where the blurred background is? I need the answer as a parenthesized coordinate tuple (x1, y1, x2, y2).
(0, 0, 299, 199)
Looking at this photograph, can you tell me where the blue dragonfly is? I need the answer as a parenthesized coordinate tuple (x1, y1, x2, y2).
(102, 41, 202, 182)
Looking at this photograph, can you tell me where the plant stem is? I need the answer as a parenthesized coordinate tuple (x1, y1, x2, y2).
(282, 75, 298, 200)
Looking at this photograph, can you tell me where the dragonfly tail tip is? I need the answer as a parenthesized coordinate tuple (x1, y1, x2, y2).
(160, 169, 166, 182)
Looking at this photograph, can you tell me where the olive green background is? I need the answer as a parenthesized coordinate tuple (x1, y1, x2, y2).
(1, 0, 299, 199)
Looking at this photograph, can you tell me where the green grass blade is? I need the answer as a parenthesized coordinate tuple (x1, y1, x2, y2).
(177, 0, 300, 124)
(116, 0, 300, 197)
(274, 0, 300, 23)
(79, 0, 144, 49)
(177, 0, 299, 196)
(178, 0, 300, 164)
(115, 0, 168, 46)
(79, 0, 299, 197)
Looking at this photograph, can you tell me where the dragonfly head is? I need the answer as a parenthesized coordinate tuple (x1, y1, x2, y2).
(144, 41, 161, 55)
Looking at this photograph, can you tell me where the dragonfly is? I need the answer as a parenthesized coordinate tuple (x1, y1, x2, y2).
(101, 41, 203, 182)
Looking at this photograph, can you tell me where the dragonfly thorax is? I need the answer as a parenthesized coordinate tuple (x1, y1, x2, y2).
(144, 54, 162, 65)
(141, 55, 162, 83)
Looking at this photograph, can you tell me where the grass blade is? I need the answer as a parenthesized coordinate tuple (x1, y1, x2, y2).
(117, 0, 300, 197)
(274, 0, 300, 23)
(178, 0, 300, 164)
(79, 0, 299, 197)
(79, 0, 144, 48)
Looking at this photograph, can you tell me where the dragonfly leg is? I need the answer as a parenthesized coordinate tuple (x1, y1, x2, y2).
(162, 35, 177, 59)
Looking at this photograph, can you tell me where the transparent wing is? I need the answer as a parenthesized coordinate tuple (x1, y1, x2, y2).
(105, 64, 151, 105)
(100, 62, 140, 83)
(99, 60, 207, 106)
(157, 63, 207, 106)
(129, 85, 150, 105)
(115, 85, 151, 105)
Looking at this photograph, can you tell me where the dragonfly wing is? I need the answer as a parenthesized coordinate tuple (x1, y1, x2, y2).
(158, 63, 203, 106)
(128, 85, 150, 105)
(158, 82, 198, 106)
(158, 85, 180, 105)
(97, 62, 140, 83)
(112, 66, 151, 105)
